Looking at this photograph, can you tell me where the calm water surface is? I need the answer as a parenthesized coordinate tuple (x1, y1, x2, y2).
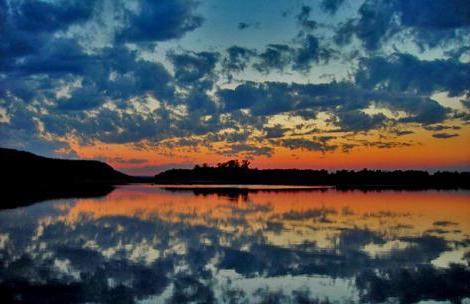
(0, 185, 469, 303)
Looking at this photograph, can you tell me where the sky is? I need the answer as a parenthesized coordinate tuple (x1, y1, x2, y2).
(0, 0, 469, 174)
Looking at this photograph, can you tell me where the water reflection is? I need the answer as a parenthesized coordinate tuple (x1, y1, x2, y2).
(0, 185, 469, 303)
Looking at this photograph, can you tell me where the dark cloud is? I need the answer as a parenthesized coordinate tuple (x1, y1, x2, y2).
(0, 101, 76, 157)
(321, 0, 345, 15)
(183, 91, 218, 114)
(333, 19, 355, 46)
(397, 98, 450, 124)
(2, 37, 174, 109)
(399, 0, 470, 30)
(452, 111, 470, 123)
(0, 0, 97, 65)
(335, 0, 470, 50)
(56, 86, 104, 111)
(207, 131, 251, 143)
(168, 50, 218, 86)
(250, 36, 335, 73)
(219, 82, 292, 115)
(13, 38, 91, 76)
(461, 99, 470, 110)
(391, 130, 414, 136)
(296, 5, 317, 31)
(253, 44, 292, 73)
(0, 0, 203, 66)
(350, 0, 399, 50)
(218, 81, 450, 127)
(11, 0, 97, 33)
(423, 125, 461, 132)
(238, 22, 250, 30)
(356, 53, 470, 97)
(218, 82, 266, 112)
(433, 220, 458, 227)
(220, 143, 274, 158)
(116, 0, 203, 43)
(336, 110, 387, 132)
(237, 22, 259, 30)
(361, 140, 412, 149)
(277, 138, 337, 152)
(432, 132, 459, 139)
(62, 46, 174, 110)
(293, 34, 335, 71)
(223, 46, 256, 73)
(264, 125, 288, 138)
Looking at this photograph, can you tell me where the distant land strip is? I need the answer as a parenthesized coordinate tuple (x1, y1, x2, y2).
(154, 160, 470, 190)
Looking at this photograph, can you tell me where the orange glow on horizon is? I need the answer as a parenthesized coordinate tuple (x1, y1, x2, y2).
(67, 121, 470, 175)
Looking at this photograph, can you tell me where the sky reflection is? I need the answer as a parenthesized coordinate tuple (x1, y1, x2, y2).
(0, 185, 469, 303)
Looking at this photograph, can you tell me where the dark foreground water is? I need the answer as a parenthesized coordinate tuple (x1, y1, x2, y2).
(0, 185, 469, 304)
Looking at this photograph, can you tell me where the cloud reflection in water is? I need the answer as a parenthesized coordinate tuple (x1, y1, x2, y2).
(0, 185, 469, 303)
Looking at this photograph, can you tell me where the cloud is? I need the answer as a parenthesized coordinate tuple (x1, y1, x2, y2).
(321, 0, 345, 15)
(238, 22, 250, 30)
(223, 46, 256, 74)
(13, 38, 92, 76)
(336, 110, 387, 132)
(218, 82, 266, 112)
(391, 130, 414, 136)
(12, 0, 97, 33)
(219, 143, 273, 158)
(207, 131, 251, 143)
(116, 0, 203, 43)
(461, 99, 470, 110)
(237, 22, 259, 30)
(363, 140, 412, 149)
(334, 0, 470, 50)
(218, 81, 450, 126)
(0, 0, 467, 159)
(432, 133, 459, 139)
(423, 125, 461, 132)
(356, 53, 470, 97)
(0, 101, 76, 158)
(168, 50, 219, 89)
(264, 125, 288, 139)
(296, 5, 317, 31)
(2, 36, 175, 109)
(183, 91, 218, 115)
(250, 36, 335, 73)
(0, 0, 203, 61)
(293, 34, 335, 71)
(253, 44, 292, 73)
(397, 98, 450, 124)
(0, 0, 97, 73)
(277, 138, 337, 152)
(399, 0, 470, 30)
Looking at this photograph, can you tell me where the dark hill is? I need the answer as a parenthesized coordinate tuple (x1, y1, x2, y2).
(0, 147, 134, 185)
(0, 148, 143, 208)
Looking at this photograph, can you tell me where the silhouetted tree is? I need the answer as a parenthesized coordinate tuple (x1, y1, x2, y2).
(240, 160, 251, 169)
